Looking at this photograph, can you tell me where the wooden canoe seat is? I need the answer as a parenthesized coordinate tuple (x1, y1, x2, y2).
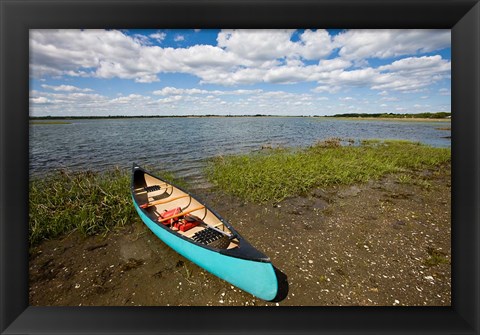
(140, 194, 190, 208)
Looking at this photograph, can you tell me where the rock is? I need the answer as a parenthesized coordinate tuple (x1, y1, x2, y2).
(338, 186, 361, 198)
(392, 220, 406, 229)
(311, 189, 328, 199)
(424, 275, 435, 282)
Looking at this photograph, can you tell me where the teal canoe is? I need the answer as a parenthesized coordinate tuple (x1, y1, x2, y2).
(131, 164, 278, 301)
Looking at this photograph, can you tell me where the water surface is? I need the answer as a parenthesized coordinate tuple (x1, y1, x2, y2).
(30, 117, 451, 182)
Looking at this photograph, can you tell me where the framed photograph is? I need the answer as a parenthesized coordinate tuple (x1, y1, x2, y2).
(1, 0, 478, 334)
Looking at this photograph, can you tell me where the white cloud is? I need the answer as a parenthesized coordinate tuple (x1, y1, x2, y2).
(174, 35, 185, 42)
(297, 29, 334, 59)
(381, 96, 400, 102)
(372, 56, 450, 92)
(30, 29, 150, 81)
(378, 55, 449, 73)
(217, 29, 296, 62)
(150, 31, 166, 42)
(152, 87, 263, 96)
(311, 85, 341, 94)
(216, 29, 334, 63)
(157, 95, 183, 104)
(110, 94, 147, 104)
(23, 86, 318, 116)
(30, 97, 51, 104)
(317, 58, 351, 72)
(310, 55, 450, 94)
(132, 34, 152, 45)
(30, 29, 451, 95)
(41, 84, 93, 92)
(334, 29, 450, 61)
(439, 88, 451, 96)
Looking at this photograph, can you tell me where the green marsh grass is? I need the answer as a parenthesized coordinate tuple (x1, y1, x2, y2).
(206, 139, 451, 203)
(29, 167, 184, 246)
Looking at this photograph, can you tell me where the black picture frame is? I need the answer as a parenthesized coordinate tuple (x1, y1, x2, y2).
(1, 0, 478, 334)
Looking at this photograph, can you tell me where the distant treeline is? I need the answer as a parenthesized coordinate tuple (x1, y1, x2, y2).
(30, 112, 452, 120)
(330, 112, 451, 119)
(29, 114, 289, 120)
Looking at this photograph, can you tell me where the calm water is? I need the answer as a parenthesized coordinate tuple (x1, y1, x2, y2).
(30, 117, 451, 182)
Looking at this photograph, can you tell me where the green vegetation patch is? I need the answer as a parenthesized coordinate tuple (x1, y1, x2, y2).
(206, 139, 451, 203)
(424, 247, 450, 267)
(331, 112, 451, 119)
(29, 167, 184, 246)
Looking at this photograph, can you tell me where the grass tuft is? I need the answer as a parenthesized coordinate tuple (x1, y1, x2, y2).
(29, 167, 184, 246)
(206, 139, 450, 203)
(424, 247, 450, 267)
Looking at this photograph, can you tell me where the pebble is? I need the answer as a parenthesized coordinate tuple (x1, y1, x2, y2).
(308, 260, 313, 264)
(75, 284, 80, 289)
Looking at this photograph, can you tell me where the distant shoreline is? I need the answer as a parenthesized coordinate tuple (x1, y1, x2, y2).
(29, 113, 451, 121)
(30, 120, 72, 125)
(331, 117, 451, 122)
(30, 115, 298, 120)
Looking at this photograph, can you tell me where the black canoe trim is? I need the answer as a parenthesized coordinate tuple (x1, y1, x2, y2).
(131, 163, 271, 263)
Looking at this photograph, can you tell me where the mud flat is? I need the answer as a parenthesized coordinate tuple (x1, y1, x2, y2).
(29, 164, 451, 306)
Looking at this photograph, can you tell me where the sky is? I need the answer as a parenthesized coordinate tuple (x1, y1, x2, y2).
(29, 29, 451, 117)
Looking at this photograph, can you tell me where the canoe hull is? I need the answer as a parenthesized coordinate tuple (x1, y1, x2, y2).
(133, 200, 278, 301)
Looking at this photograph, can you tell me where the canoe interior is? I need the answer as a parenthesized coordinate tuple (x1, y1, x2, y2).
(132, 170, 240, 250)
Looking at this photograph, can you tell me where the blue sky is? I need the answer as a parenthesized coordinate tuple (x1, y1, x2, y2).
(29, 29, 451, 116)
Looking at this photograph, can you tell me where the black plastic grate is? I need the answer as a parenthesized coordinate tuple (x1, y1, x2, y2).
(144, 185, 161, 192)
(192, 227, 224, 245)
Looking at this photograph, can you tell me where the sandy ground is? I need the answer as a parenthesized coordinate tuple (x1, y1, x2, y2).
(29, 164, 451, 306)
